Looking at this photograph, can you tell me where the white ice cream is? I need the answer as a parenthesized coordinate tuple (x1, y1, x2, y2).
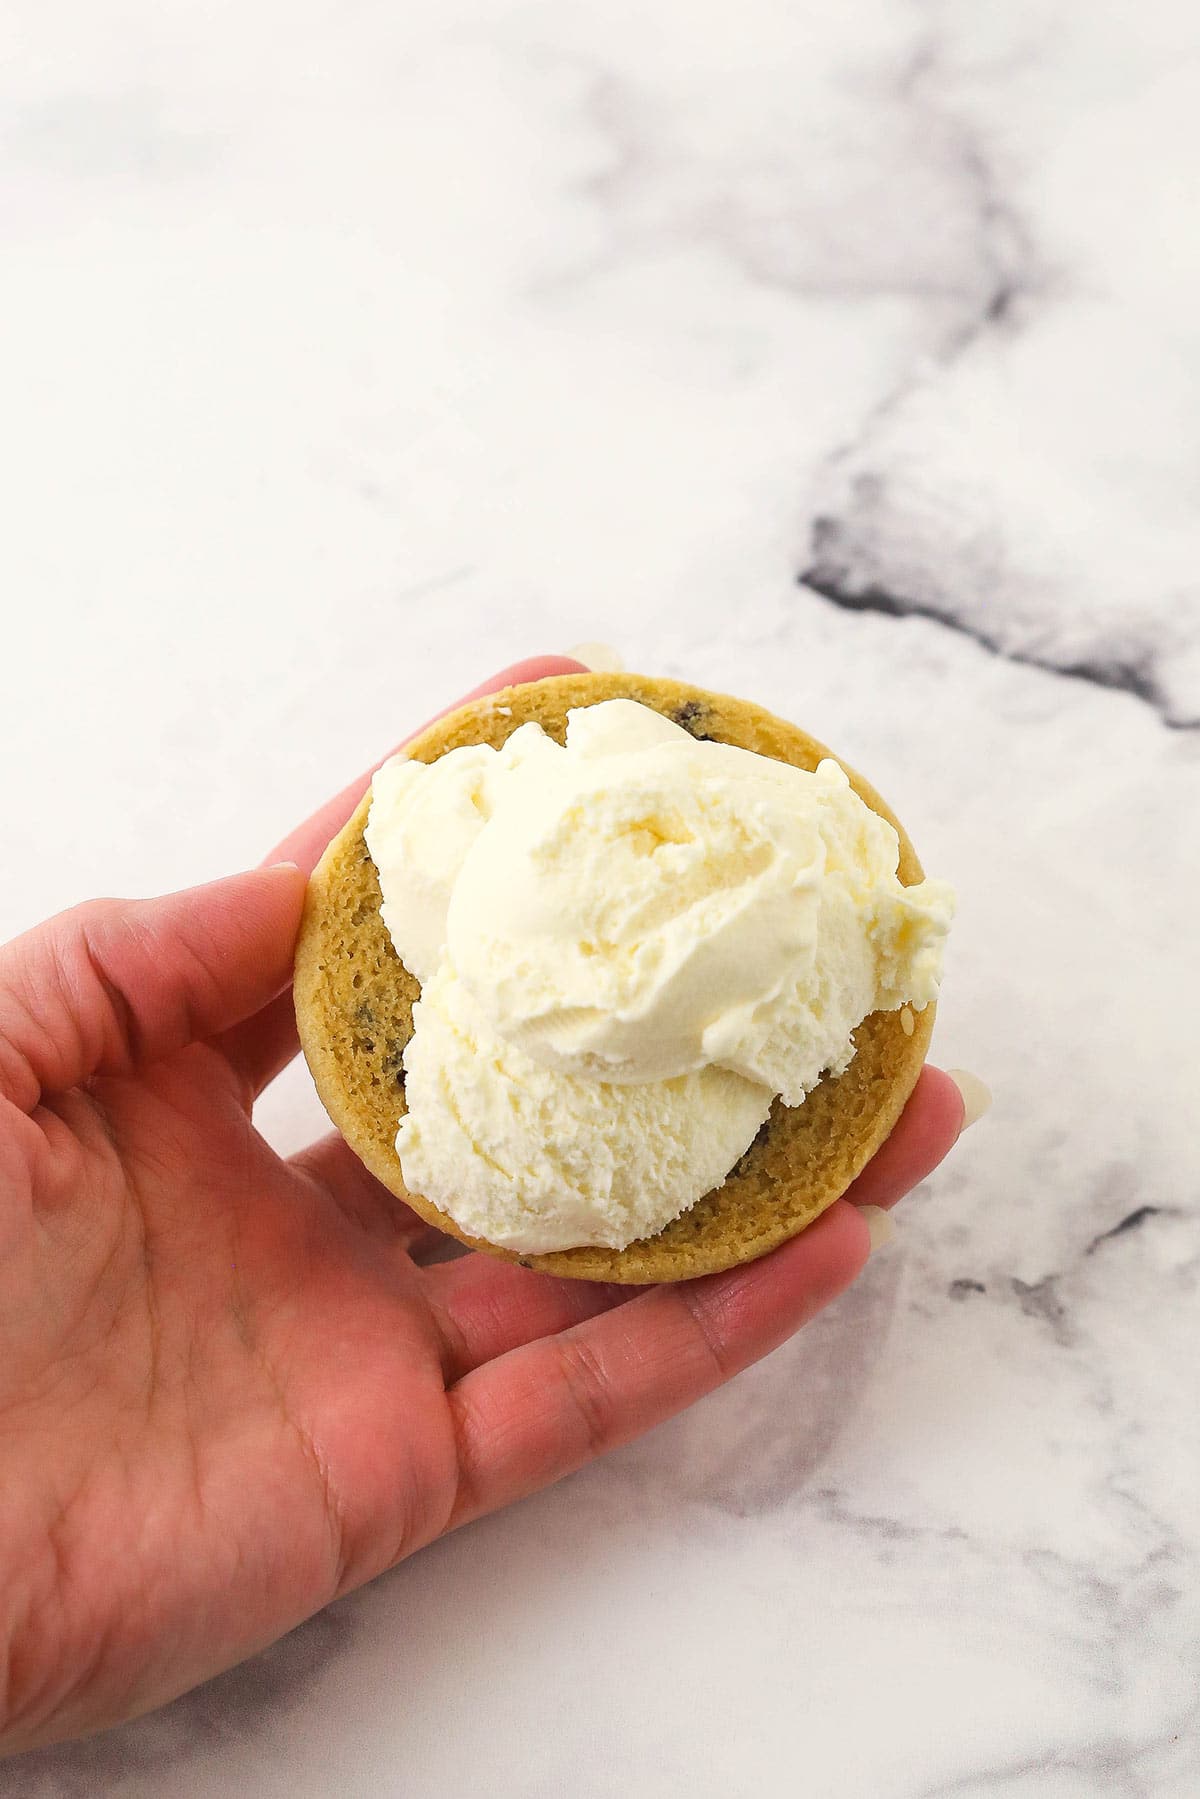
(364, 698, 954, 1253)
(397, 963, 771, 1254)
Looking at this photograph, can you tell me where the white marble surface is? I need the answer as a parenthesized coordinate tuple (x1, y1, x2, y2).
(3, 0, 1199, 1792)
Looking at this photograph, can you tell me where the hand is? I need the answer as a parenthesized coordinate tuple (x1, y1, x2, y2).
(0, 658, 968, 1753)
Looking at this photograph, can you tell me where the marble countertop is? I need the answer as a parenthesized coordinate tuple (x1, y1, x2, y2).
(3, 1, 1198, 1793)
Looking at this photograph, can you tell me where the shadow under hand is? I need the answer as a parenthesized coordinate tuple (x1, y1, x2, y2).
(7, 1604, 357, 1797)
(604, 1245, 903, 1515)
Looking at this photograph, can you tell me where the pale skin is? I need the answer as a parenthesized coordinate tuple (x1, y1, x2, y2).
(0, 657, 966, 1754)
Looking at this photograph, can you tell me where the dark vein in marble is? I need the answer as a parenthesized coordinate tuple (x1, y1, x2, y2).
(898, 37, 1038, 355)
(1087, 1205, 1167, 1254)
(800, 567, 1195, 729)
(1009, 1274, 1074, 1346)
(810, 1485, 969, 1548)
(792, 37, 1039, 473)
(800, 44, 1199, 734)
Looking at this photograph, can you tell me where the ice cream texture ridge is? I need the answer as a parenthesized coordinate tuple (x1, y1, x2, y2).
(363, 699, 955, 1254)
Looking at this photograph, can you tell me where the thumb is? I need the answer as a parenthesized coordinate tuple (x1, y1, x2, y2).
(0, 865, 307, 1110)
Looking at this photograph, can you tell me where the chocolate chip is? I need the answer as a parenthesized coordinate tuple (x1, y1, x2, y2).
(672, 700, 716, 740)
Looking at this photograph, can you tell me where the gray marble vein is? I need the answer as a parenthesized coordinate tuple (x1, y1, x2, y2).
(799, 9, 1200, 729)
(799, 571, 1191, 728)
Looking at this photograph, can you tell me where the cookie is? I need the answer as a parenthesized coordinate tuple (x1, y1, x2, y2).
(293, 674, 935, 1282)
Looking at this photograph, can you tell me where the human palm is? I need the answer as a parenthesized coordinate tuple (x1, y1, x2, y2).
(0, 660, 965, 1753)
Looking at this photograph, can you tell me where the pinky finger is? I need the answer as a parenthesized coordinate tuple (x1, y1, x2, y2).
(842, 1064, 966, 1214)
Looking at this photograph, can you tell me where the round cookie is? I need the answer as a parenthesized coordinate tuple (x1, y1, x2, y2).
(293, 674, 936, 1283)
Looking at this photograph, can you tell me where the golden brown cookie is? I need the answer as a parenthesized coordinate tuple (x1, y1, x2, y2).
(293, 674, 935, 1283)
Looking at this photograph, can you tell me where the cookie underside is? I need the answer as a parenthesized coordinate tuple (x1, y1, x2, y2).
(293, 674, 935, 1283)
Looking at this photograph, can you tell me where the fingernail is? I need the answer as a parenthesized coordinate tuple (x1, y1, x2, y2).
(947, 1069, 992, 1131)
(567, 641, 625, 672)
(268, 860, 303, 874)
(859, 1205, 895, 1253)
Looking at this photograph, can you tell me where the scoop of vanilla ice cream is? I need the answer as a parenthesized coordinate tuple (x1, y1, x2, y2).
(448, 702, 955, 1103)
(398, 964, 771, 1253)
(364, 697, 954, 1251)
(364, 721, 558, 984)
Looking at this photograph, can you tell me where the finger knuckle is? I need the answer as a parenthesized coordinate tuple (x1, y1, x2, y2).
(673, 1284, 735, 1383)
(552, 1334, 615, 1459)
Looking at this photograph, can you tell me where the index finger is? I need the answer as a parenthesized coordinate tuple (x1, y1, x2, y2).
(265, 655, 587, 874)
